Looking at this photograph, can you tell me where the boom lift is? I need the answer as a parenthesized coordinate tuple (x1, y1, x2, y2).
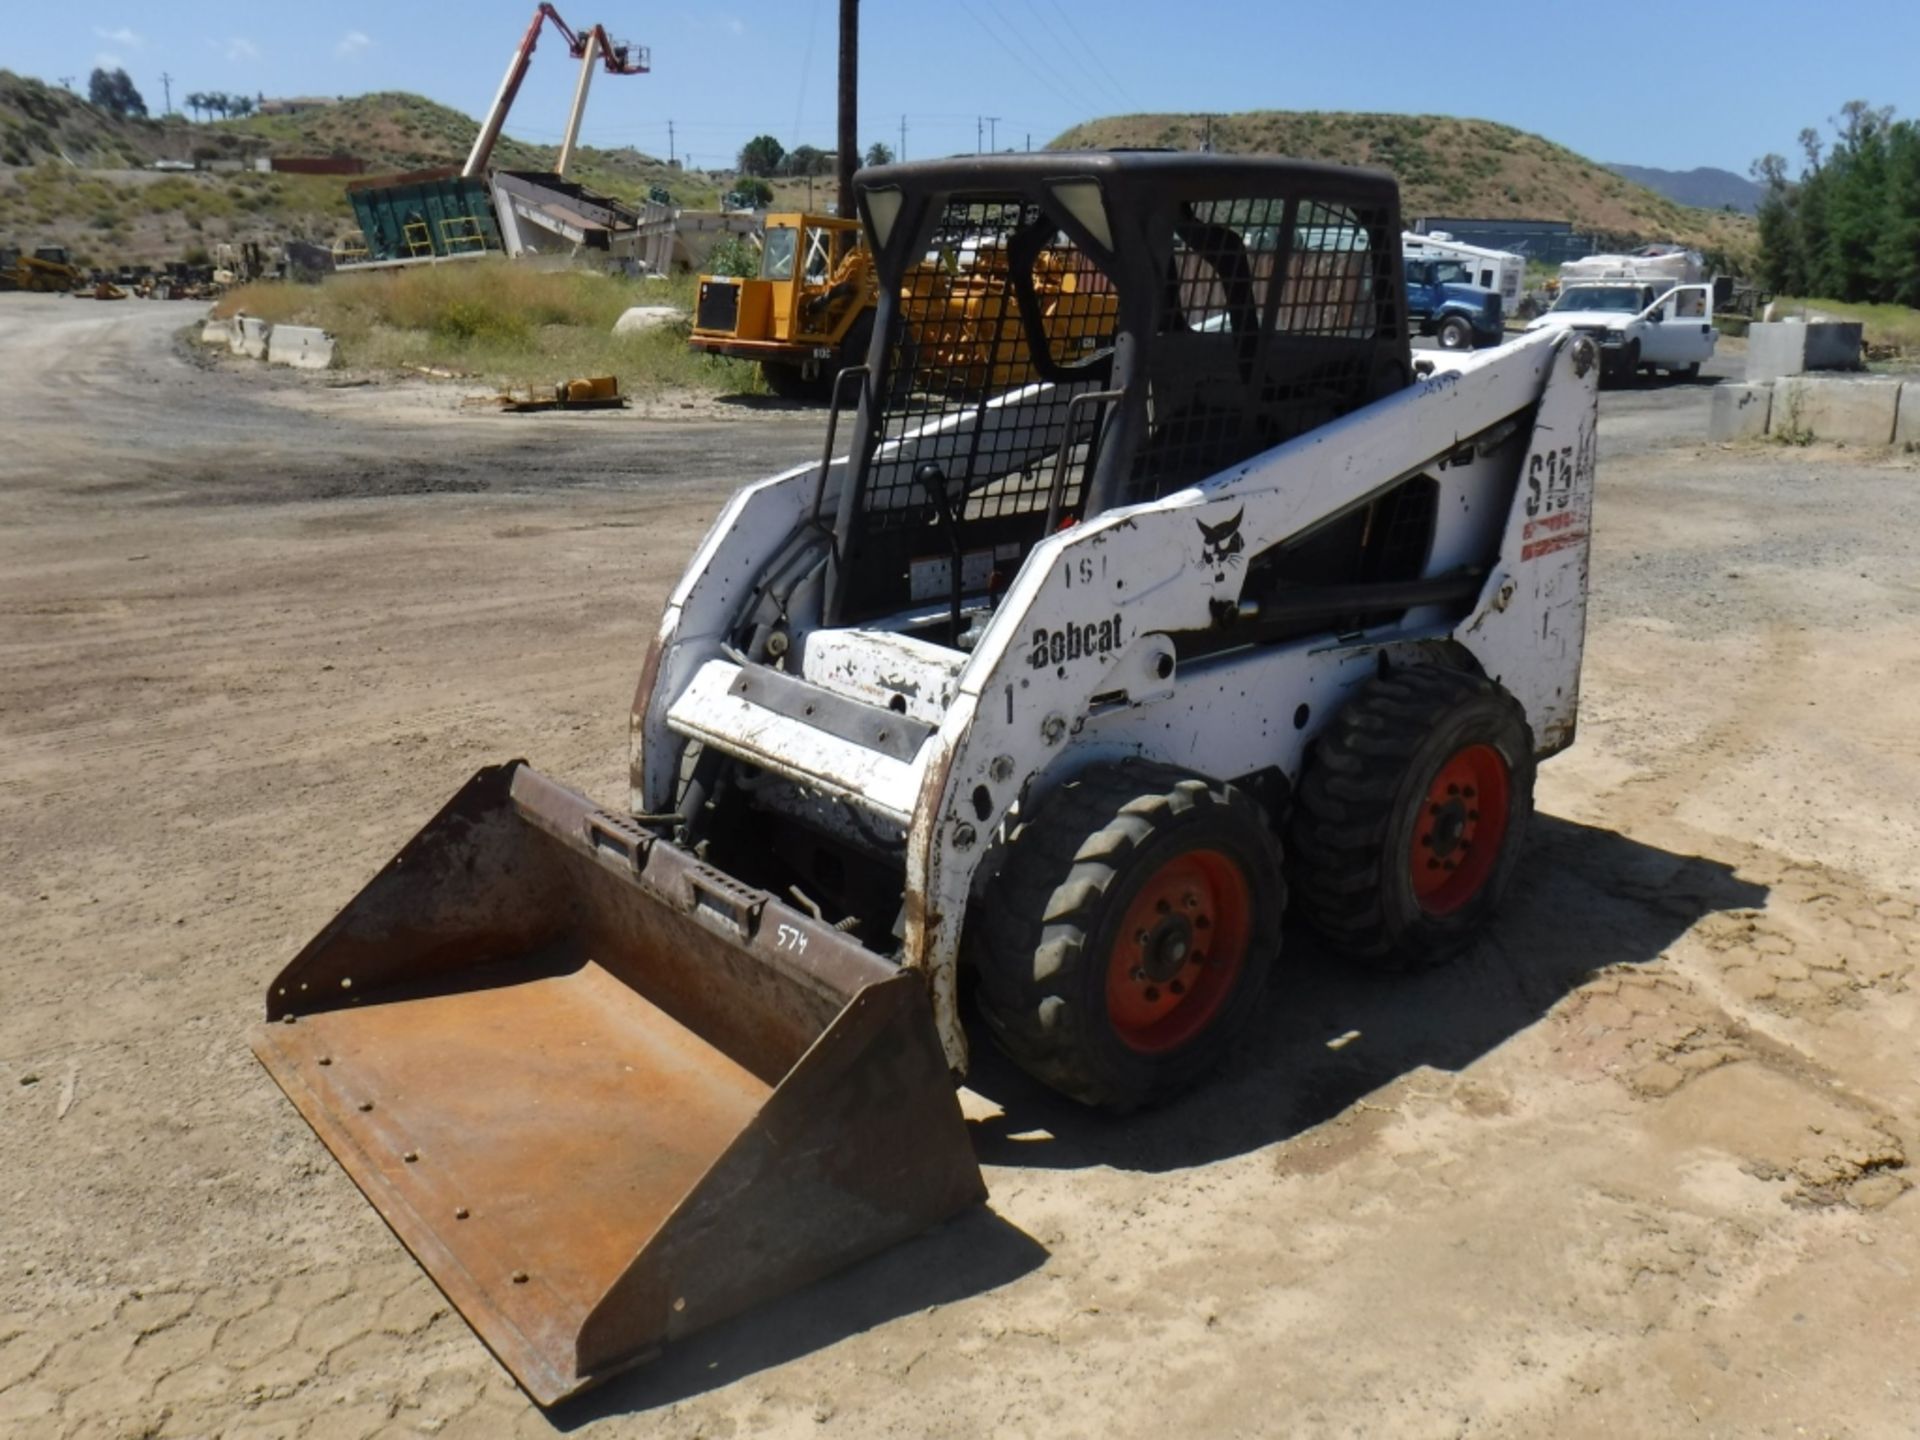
(464, 3, 649, 180)
(254, 153, 1602, 1405)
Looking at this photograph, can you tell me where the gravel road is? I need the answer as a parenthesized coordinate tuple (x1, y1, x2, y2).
(2, 295, 1916, 1439)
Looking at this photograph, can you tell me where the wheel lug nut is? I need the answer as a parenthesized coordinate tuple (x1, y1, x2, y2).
(1169, 979, 1185, 995)
(1155, 898, 1171, 914)
(1463, 787, 1475, 799)
(1194, 915, 1210, 930)
(1131, 967, 1146, 982)
(1136, 928, 1149, 943)
(1447, 784, 1460, 796)
(1144, 986, 1160, 1002)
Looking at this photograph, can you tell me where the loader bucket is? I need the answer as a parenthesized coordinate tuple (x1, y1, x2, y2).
(251, 762, 985, 1406)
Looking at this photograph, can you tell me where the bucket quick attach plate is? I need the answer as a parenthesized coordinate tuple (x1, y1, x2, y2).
(252, 761, 984, 1405)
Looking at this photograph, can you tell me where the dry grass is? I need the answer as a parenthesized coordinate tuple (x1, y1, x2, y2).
(217, 259, 763, 393)
(1772, 297, 1920, 355)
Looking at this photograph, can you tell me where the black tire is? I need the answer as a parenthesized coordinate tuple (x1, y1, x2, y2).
(1436, 315, 1473, 350)
(1678, 361, 1701, 381)
(760, 360, 826, 402)
(1288, 666, 1534, 971)
(971, 762, 1284, 1111)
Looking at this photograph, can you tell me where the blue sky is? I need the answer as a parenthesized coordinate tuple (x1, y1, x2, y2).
(23, 1, 1916, 176)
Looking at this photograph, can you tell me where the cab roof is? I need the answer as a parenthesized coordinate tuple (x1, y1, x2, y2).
(855, 150, 1399, 206)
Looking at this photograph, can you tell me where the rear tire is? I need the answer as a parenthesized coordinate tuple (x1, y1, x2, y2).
(1288, 666, 1534, 971)
(1436, 315, 1473, 350)
(761, 361, 825, 402)
(1678, 361, 1701, 381)
(971, 762, 1284, 1111)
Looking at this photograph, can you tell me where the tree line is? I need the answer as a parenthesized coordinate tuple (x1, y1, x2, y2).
(1754, 100, 1920, 305)
(735, 134, 896, 178)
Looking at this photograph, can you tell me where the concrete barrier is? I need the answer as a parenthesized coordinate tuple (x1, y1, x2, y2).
(199, 317, 234, 347)
(1708, 382, 1773, 442)
(237, 316, 271, 360)
(266, 324, 336, 370)
(1898, 384, 1920, 448)
(611, 305, 684, 336)
(1746, 321, 1865, 383)
(1774, 375, 1903, 446)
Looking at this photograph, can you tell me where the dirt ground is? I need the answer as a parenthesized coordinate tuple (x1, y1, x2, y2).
(2, 294, 1917, 1440)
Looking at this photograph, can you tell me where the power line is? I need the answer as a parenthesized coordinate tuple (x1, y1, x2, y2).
(1019, 0, 1128, 114)
(954, 0, 1087, 119)
(1044, 0, 1138, 111)
(980, 0, 1102, 117)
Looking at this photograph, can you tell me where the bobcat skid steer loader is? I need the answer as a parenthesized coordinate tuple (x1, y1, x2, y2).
(254, 153, 1600, 1405)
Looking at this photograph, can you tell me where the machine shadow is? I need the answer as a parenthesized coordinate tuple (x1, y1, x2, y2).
(966, 813, 1768, 1174)
(549, 1206, 1047, 1428)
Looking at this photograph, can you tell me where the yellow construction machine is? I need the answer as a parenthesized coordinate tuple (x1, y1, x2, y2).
(688, 211, 877, 399)
(0, 245, 82, 293)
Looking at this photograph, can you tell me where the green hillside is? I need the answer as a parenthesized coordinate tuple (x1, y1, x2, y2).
(1052, 110, 1756, 263)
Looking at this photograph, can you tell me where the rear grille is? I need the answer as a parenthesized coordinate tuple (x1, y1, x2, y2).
(696, 280, 740, 333)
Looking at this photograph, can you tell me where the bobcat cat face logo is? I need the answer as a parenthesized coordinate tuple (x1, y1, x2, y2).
(1197, 508, 1245, 578)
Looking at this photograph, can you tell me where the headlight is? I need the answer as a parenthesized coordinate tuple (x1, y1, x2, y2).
(1603, 328, 1624, 344)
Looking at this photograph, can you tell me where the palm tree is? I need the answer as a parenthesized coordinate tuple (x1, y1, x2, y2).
(186, 92, 206, 123)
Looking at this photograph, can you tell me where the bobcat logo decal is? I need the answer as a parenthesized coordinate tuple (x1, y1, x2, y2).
(1197, 508, 1245, 580)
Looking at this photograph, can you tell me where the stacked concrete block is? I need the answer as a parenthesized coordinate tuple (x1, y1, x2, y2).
(1708, 382, 1773, 441)
(266, 324, 336, 369)
(1773, 376, 1903, 446)
(1898, 384, 1920, 448)
(1745, 321, 1865, 383)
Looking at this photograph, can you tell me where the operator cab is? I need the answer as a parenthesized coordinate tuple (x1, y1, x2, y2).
(823, 152, 1412, 647)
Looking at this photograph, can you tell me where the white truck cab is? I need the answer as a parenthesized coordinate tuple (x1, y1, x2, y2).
(1525, 278, 1715, 381)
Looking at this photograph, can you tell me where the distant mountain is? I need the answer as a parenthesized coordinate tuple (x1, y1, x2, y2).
(1605, 163, 1762, 215)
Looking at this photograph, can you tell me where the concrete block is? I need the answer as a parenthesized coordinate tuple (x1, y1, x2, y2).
(199, 317, 234, 347)
(1774, 375, 1902, 446)
(1708, 381, 1772, 441)
(1745, 320, 1864, 382)
(1898, 383, 1920, 448)
(611, 305, 684, 337)
(266, 323, 335, 369)
(237, 316, 271, 360)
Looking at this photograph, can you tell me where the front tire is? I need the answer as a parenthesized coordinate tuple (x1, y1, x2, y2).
(1436, 315, 1473, 350)
(1288, 666, 1534, 970)
(972, 763, 1284, 1111)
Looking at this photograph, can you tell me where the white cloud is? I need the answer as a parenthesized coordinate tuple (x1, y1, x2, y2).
(219, 36, 260, 62)
(335, 30, 371, 59)
(92, 25, 143, 48)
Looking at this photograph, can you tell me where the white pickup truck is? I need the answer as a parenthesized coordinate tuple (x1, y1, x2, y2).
(1524, 278, 1716, 382)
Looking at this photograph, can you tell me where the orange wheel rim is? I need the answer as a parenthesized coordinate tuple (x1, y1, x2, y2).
(1409, 743, 1510, 916)
(1104, 849, 1251, 1056)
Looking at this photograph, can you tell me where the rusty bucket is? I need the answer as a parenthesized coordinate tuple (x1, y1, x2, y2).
(252, 762, 984, 1405)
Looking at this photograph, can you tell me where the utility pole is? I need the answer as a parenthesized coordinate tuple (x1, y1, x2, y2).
(976, 116, 983, 155)
(667, 118, 675, 167)
(835, 0, 858, 219)
(1025, 132, 1031, 152)
(899, 113, 907, 162)
(987, 116, 1000, 152)
(160, 72, 174, 116)
(1201, 114, 1215, 153)
(58, 76, 75, 93)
